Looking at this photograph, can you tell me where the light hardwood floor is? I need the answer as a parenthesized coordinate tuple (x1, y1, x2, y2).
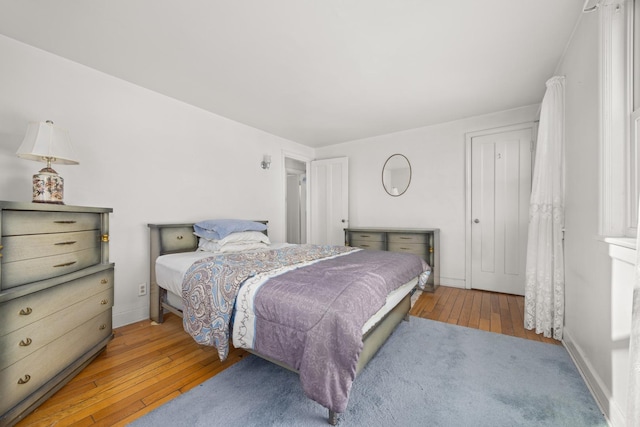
(16, 286, 559, 426)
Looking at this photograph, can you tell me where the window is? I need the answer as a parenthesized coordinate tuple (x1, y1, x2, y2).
(630, 0, 640, 234)
(600, 0, 635, 237)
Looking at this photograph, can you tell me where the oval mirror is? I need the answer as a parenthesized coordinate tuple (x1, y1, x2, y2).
(382, 154, 411, 197)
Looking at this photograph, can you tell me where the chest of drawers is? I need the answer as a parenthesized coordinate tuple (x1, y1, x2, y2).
(0, 201, 114, 427)
(345, 227, 440, 291)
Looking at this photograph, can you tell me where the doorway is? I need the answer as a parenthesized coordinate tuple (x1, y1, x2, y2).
(466, 123, 535, 296)
(285, 157, 307, 244)
(310, 157, 349, 245)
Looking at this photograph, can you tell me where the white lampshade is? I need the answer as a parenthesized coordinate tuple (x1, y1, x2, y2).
(16, 120, 79, 165)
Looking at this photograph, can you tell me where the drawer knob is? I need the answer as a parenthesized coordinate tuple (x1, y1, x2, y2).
(18, 374, 31, 385)
(177, 235, 184, 240)
(100, 299, 109, 305)
(19, 338, 33, 347)
(99, 324, 107, 330)
(54, 261, 77, 268)
(19, 307, 32, 316)
(100, 278, 109, 284)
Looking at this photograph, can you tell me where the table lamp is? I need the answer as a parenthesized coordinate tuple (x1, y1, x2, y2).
(16, 120, 79, 204)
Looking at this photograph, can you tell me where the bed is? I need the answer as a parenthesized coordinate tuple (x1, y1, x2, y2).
(148, 221, 430, 425)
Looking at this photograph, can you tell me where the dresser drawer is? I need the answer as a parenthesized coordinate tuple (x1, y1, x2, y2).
(2, 247, 101, 289)
(160, 226, 198, 253)
(388, 233, 428, 244)
(2, 230, 100, 263)
(0, 268, 114, 335)
(351, 240, 385, 251)
(2, 210, 101, 236)
(348, 232, 384, 242)
(388, 242, 428, 259)
(0, 309, 112, 416)
(0, 287, 112, 370)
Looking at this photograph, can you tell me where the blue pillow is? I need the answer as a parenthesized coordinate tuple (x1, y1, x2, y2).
(194, 219, 267, 240)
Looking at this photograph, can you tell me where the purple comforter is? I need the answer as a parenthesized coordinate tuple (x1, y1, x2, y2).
(249, 249, 428, 413)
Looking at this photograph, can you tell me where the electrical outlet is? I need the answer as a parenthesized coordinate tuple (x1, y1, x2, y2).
(138, 283, 147, 296)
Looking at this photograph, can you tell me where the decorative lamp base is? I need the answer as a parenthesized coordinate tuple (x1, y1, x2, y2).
(32, 167, 65, 204)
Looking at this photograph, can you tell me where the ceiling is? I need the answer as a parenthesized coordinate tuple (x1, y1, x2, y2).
(0, 0, 584, 147)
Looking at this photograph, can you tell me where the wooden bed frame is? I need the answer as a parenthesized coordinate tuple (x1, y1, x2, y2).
(147, 223, 413, 425)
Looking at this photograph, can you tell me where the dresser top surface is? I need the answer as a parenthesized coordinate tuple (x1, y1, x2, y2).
(0, 201, 112, 213)
(345, 227, 439, 233)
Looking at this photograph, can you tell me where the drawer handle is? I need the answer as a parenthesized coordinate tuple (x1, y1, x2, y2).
(360, 235, 370, 238)
(177, 235, 184, 240)
(54, 261, 77, 268)
(18, 375, 31, 385)
(100, 299, 109, 305)
(399, 237, 412, 240)
(19, 338, 33, 347)
(54, 220, 77, 224)
(99, 324, 107, 330)
(19, 307, 32, 316)
(100, 278, 109, 284)
(54, 241, 77, 246)
(361, 244, 370, 248)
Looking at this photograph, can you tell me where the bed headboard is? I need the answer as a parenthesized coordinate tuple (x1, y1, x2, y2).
(147, 221, 268, 322)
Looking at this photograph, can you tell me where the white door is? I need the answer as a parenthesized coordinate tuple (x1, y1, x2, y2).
(310, 157, 348, 245)
(470, 126, 533, 295)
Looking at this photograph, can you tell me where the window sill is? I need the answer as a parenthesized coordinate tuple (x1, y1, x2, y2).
(603, 237, 637, 250)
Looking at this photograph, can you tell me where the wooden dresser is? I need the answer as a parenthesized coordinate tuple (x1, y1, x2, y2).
(344, 227, 440, 291)
(0, 201, 114, 427)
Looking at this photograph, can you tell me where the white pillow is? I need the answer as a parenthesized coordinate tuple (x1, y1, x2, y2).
(218, 231, 270, 246)
(197, 231, 270, 253)
(217, 241, 269, 253)
(197, 239, 221, 252)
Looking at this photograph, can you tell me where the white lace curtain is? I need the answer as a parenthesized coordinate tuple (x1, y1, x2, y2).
(524, 76, 565, 340)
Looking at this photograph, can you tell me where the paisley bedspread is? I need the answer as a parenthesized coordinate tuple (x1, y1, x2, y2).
(182, 244, 429, 414)
(182, 244, 356, 361)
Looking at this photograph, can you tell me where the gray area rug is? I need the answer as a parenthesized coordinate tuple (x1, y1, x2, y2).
(129, 317, 606, 426)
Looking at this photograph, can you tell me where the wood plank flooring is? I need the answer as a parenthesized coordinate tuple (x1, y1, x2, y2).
(409, 286, 558, 345)
(16, 286, 558, 426)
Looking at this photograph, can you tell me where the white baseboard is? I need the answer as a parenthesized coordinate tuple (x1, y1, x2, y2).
(563, 327, 617, 426)
(113, 306, 149, 329)
(439, 277, 465, 288)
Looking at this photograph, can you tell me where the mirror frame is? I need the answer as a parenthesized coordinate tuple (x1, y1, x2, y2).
(381, 153, 412, 197)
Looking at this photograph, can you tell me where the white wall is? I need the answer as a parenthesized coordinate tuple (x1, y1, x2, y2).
(556, 9, 626, 425)
(0, 35, 314, 327)
(316, 105, 540, 288)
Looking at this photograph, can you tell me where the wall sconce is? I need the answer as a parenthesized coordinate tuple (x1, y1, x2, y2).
(261, 154, 271, 170)
(16, 120, 79, 204)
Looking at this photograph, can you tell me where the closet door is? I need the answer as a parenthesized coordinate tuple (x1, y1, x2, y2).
(470, 126, 533, 295)
(310, 157, 349, 245)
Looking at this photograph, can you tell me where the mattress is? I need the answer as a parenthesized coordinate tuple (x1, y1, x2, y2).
(155, 246, 417, 334)
(155, 243, 292, 296)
